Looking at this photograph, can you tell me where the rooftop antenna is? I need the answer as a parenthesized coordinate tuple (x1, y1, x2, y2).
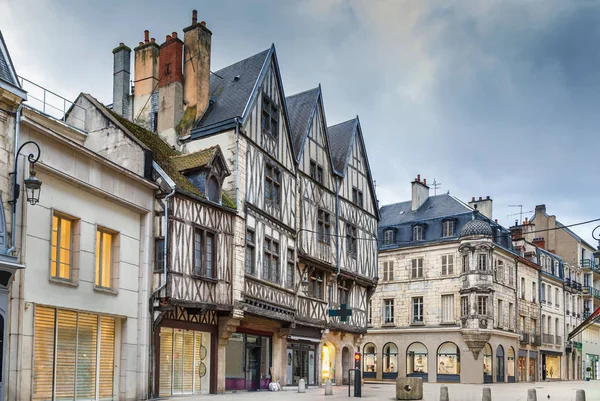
(431, 179, 441, 196)
(508, 204, 524, 225)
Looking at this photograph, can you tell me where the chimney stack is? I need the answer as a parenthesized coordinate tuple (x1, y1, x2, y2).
(411, 175, 429, 211)
(133, 30, 160, 130)
(182, 9, 213, 135)
(112, 43, 132, 118)
(468, 196, 493, 220)
(532, 237, 546, 250)
(156, 31, 184, 145)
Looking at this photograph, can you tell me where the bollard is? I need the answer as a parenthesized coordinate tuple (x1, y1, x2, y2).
(575, 389, 586, 401)
(482, 387, 491, 401)
(440, 385, 449, 401)
(325, 380, 333, 396)
(298, 378, 306, 393)
(396, 377, 423, 400)
(527, 389, 536, 401)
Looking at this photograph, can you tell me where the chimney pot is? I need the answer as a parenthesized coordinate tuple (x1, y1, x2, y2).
(192, 9, 198, 24)
(172, 32, 178, 39)
(495, 219, 498, 223)
(201, 21, 206, 27)
(119, 42, 124, 46)
(471, 197, 475, 202)
(139, 41, 144, 46)
(486, 195, 490, 200)
(144, 30, 149, 43)
(479, 196, 483, 201)
(423, 178, 427, 186)
(151, 38, 155, 43)
(166, 35, 172, 41)
(417, 174, 421, 182)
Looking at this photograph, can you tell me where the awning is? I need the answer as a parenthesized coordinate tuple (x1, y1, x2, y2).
(568, 306, 600, 340)
(288, 335, 321, 343)
(541, 350, 562, 357)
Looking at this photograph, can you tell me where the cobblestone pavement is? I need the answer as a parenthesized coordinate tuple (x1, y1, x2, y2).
(165, 381, 599, 401)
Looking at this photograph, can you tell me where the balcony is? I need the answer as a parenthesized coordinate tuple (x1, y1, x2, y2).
(519, 332, 530, 344)
(542, 334, 555, 344)
(583, 286, 593, 296)
(555, 335, 562, 345)
(584, 311, 591, 319)
(582, 258, 600, 275)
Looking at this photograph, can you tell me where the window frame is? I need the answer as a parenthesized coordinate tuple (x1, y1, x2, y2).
(50, 212, 75, 282)
(337, 279, 351, 306)
(95, 226, 118, 290)
(441, 294, 454, 323)
(412, 297, 424, 323)
(411, 258, 423, 279)
(261, 92, 279, 138)
(384, 299, 395, 324)
(462, 254, 469, 273)
(477, 296, 488, 316)
(442, 220, 455, 237)
(441, 254, 454, 276)
(461, 296, 469, 317)
(193, 227, 217, 279)
(478, 254, 487, 271)
(382, 261, 394, 282)
(317, 209, 331, 244)
(245, 229, 256, 275)
(264, 162, 281, 205)
(308, 269, 324, 300)
(383, 230, 394, 246)
(286, 248, 295, 289)
(309, 160, 324, 184)
(263, 236, 280, 284)
(155, 238, 165, 273)
(346, 222, 358, 257)
(413, 225, 424, 241)
(352, 187, 364, 208)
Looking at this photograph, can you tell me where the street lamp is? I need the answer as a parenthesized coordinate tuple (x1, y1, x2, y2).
(10, 140, 42, 211)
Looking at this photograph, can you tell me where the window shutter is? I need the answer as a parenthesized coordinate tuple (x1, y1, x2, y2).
(441, 256, 447, 276)
(382, 262, 388, 281)
(99, 316, 115, 399)
(33, 307, 56, 401)
(389, 261, 394, 281)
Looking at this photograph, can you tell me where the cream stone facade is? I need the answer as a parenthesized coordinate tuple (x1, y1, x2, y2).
(6, 105, 156, 401)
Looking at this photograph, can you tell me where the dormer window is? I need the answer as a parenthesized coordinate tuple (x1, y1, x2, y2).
(413, 225, 424, 241)
(384, 230, 394, 245)
(442, 220, 455, 237)
(261, 93, 279, 137)
(207, 175, 221, 203)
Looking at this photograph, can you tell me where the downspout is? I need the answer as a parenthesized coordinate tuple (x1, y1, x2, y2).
(330, 176, 341, 307)
(515, 260, 519, 336)
(234, 118, 240, 207)
(7, 104, 23, 255)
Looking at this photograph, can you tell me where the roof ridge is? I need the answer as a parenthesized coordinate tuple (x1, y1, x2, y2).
(213, 47, 270, 75)
(328, 118, 357, 129)
(172, 145, 217, 159)
(286, 86, 320, 99)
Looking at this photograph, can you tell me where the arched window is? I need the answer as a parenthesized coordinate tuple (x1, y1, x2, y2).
(507, 347, 515, 382)
(437, 342, 460, 382)
(483, 344, 493, 383)
(496, 345, 505, 383)
(207, 176, 221, 203)
(382, 343, 398, 379)
(363, 343, 377, 378)
(406, 342, 428, 381)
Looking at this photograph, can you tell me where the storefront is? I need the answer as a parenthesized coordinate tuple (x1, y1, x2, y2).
(32, 306, 116, 401)
(225, 331, 272, 391)
(362, 343, 376, 379)
(437, 342, 460, 383)
(496, 345, 505, 383)
(518, 350, 527, 381)
(286, 327, 320, 386)
(406, 342, 428, 382)
(528, 351, 537, 382)
(507, 347, 515, 382)
(586, 354, 598, 380)
(382, 343, 398, 379)
(483, 344, 493, 383)
(158, 327, 211, 396)
(541, 351, 561, 380)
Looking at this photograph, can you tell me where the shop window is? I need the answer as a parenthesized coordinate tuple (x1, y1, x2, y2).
(507, 347, 516, 382)
(496, 345, 505, 383)
(225, 333, 272, 391)
(483, 344, 493, 383)
(363, 343, 377, 378)
(437, 342, 460, 382)
(406, 342, 428, 380)
(382, 343, 398, 379)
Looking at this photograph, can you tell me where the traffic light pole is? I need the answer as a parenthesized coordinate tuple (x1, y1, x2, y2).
(353, 353, 362, 397)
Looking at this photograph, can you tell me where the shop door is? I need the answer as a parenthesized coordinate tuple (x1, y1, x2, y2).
(245, 346, 261, 391)
(496, 355, 505, 382)
(541, 354, 546, 381)
(529, 357, 537, 382)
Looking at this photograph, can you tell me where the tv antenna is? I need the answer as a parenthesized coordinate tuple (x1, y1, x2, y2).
(431, 179, 442, 196)
(508, 205, 526, 225)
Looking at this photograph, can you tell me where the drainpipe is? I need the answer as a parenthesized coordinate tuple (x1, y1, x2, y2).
(515, 260, 519, 336)
(234, 118, 240, 208)
(151, 162, 175, 297)
(330, 177, 341, 307)
(7, 104, 23, 255)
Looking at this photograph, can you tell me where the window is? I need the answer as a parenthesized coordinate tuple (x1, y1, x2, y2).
(547, 285, 552, 304)
(520, 277, 525, 299)
(261, 93, 278, 137)
(384, 299, 394, 324)
(541, 283, 546, 302)
(462, 254, 469, 273)
(509, 303, 514, 330)
(442, 255, 453, 275)
(338, 279, 350, 305)
(245, 230, 255, 275)
(443, 220, 455, 237)
(206, 176, 221, 203)
(382, 261, 394, 282)
(317, 209, 331, 244)
(411, 258, 423, 279)
(96, 228, 115, 289)
(497, 299, 504, 327)
(286, 248, 295, 288)
(308, 270, 324, 300)
(384, 230, 394, 245)
(477, 296, 488, 315)
(51, 213, 73, 280)
(461, 296, 469, 316)
(352, 187, 363, 208)
(532, 282, 536, 303)
(193, 229, 215, 278)
(478, 254, 487, 271)
(346, 223, 357, 256)
(508, 265, 514, 286)
(555, 288, 559, 307)
(264, 163, 281, 204)
(368, 300, 373, 325)
(412, 297, 424, 323)
(155, 239, 165, 272)
(531, 318, 537, 336)
(413, 225, 423, 241)
(495, 260, 504, 282)
(309, 160, 324, 184)
(441, 295, 454, 323)
(263, 237, 280, 283)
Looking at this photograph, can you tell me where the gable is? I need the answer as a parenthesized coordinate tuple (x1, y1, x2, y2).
(0, 30, 26, 100)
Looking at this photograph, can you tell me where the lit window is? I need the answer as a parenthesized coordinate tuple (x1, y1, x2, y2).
(51, 214, 73, 280)
(96, 228, 115, 289)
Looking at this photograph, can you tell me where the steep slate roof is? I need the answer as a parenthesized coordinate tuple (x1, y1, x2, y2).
(379, 194, 472, 228)
(172, 146, 218, 172)
(195, 48, 270, 129)
(286, 87, 320, 160)
(327, 119, 357, 175)
(0, 30, 26, 100)
(80, 94, 236, 209)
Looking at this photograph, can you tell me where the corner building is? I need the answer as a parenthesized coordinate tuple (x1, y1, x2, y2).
(367, 179, 523, 384)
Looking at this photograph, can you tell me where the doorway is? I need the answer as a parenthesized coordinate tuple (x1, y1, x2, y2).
(496, 345, 505, 383)
(342, 347, 351, 384)
(245, 345, 261, 391)
(321, 343, 336, 384)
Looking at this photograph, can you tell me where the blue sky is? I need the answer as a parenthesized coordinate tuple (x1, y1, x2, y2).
(2, 0, 599, 244)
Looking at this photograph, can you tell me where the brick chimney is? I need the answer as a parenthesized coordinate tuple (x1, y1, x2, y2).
(468, 195, 493, 220)
(157, 32, 184, 146)
(411, 174, 429, 211)
(181, 10, 213, 135)
(532, 237, 546, 250)
(112, 43, 132, 118)
(133, 30, 160, 130)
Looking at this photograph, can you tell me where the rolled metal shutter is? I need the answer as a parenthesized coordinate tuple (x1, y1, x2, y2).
(33, 307, 56, 401)
(159, 328, 173, 396)
(98, 316, 115, 400)
(56, 310, 77, 399)
(76, 313, 98, 400)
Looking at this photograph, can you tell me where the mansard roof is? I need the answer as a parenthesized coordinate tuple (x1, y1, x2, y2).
(195, 48, 270, 129)
(380, 194, 471, 228)
(286, 87, 320, 160)
(0, 30, 26, 100)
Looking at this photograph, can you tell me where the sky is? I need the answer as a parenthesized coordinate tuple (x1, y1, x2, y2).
(1, 0, 599, 246)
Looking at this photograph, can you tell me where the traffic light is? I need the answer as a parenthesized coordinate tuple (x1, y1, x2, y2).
(354, 352, 361, 369)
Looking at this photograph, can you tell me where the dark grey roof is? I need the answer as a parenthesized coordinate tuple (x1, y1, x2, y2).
(286, 87, 320, 160)
(0, 30, 18, 87)
(379, 194, 472, 227)
(460, 218, 493, 237)
(196, 48, 270, 129)
(327, 119, 357, 175)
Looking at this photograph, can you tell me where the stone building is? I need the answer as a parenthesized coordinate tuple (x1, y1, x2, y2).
(366, 178, 521, 384)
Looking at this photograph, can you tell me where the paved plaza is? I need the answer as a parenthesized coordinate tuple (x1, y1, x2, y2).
(165, 382, 599, 401)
